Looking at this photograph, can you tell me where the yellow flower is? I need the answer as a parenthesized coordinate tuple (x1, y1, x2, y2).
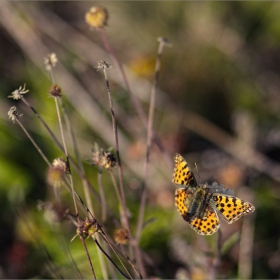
(85, 6, 108, 29)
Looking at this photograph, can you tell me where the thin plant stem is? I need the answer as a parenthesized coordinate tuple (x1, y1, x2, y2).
(80, 235, 97, 279)
(54, 223, 83, 279)
(57, 95, 109, 279)
(20, 96, 120, 226)
(11, 111, 87, 219)
(98, 28, 147, 127)
(18, 207, 63, 279)
(213, 230, 222, 279)
(134, 39, 169, 277)
(15, 117, 51, 167)
(119, 245, 142, 279)
(108, 169, 122, 211)
(104, 241, 118, 279)
(237, 209, 255, 279)
(99, 234, 134, 280)
(98, 225, 141, 279)
(98, 28, 173, 169)
(135, 38, 168, 243)
(95, 235, 109, 280)
(98, 167, 107, 222)
(99, 61, 130, 233)
(94, 238, 131, 280)
(21, 96, 66, 156)
(48, 67, 56, 84)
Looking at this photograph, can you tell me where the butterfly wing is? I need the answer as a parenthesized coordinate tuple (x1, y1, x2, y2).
(189, 208, 220, 235)
(175, 188, 220, 235)
(210, 194, 255, 224)
(172, 153, 197, 189)
(175, 188, 190, 217)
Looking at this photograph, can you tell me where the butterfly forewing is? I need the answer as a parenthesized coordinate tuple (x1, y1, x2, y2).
(172, 153, 197, 189)
(210, 194, 255, 224)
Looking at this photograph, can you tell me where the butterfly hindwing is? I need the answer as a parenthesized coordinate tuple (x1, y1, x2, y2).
(175, 188, 189, 217)
(175, 188, 220, 235)
(189, 208, 220, 235)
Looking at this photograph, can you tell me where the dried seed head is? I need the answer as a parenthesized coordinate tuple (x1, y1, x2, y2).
(37, 201, 66, 224)
(91, 148, 117, 170)
(95, 60, 112, 71)
(46, 158, 67, 187)
(52, 158, 68, 172)
(44, 53, 58, 71)
(157, 37, 172, 47)
(49, 84, 62, 98)
(85, 6, 108, 29)
(80, 218, 99, 238)
(8, 106, 23, 123)
(113, 228, 129, 245)
(8, 84, 29, 100)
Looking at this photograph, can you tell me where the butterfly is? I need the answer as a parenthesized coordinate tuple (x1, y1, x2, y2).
(172, 153, 255, 235)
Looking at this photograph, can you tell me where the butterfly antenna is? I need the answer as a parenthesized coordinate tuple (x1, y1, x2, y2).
(195, 163, 201, 183)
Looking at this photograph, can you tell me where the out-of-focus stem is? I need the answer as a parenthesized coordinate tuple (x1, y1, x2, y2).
(100, 61, 131, 234)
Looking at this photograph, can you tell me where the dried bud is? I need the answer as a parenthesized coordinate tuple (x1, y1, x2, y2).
(37, 201, 66, 224)
(46, 158, 67, 187)
(91, 148, 117, 170)
(49, 84, 62, 98)
(8, 84, 29, 100)
(85, 6, 108, 29)
(44, 53, 58, 71)
(113, 228, 129, 245)
(80, 218, 99, 238)
(95, 60, 112, 71)
(8, 106, 23, 123)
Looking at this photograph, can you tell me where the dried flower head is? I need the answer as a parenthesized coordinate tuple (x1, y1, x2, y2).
(113, 228, 129, 245)
(37, 200, 66, 224)
(91, 147, 117, 170)
(46, 158, 67, 187)
(79, 218, 99, 238)
(52, 158, 68, 172)
(44, 53, 58, 71)
(85, 6, 108, 29)
(49, 84, 62, 98)
(157, 37, 173, 47)
(8, 106, 23, 123)
(8, 84, 29, 100)
(95, 60, 112, 71)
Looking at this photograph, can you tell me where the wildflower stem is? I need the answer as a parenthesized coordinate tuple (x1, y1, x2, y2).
(20, 96, 120, 225)
(21, 96, 65, 152)
(80, 235, 97, 279)
(15, 117, 51, 167)
(54, 97, 79, 215)
(99, 228, 142, 279)
(108, 170, 123, 213)
(100, 232, 134, 280)
(101, 62, 130, 233)
(98, 28, 147, 126)
(94, 238, 131, 280)
(57, 96, 108, 279)
(98, 167, 107, 222)
(135, 38, 168, 246)
(54, 98, 67, 161)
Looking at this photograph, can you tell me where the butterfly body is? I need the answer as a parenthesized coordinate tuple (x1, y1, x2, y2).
(173, 153, 255, 235)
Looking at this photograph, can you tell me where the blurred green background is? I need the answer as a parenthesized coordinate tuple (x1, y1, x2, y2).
(1, 1, 280, 279)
